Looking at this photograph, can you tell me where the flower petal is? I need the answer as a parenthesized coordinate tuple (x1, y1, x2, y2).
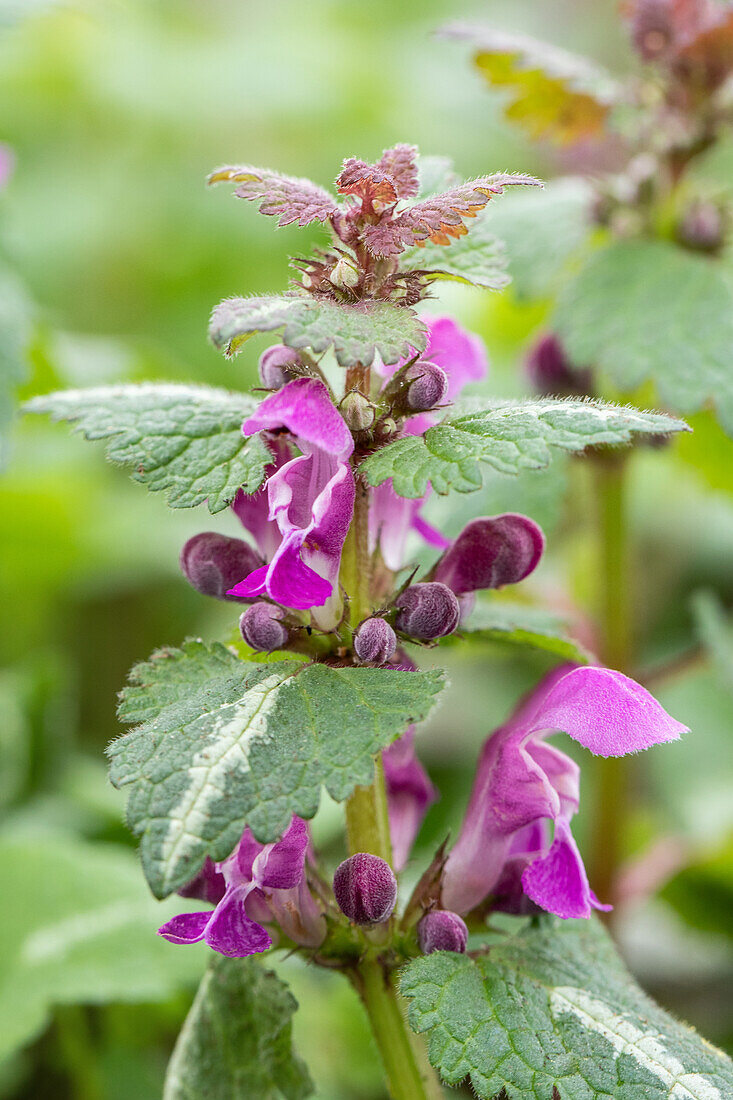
(383, 727, 437, 871)
(243, 377, 354, 460)
(157, 910, 211, 945)
(525, 666, 689, 756)
(204, 888, 272, 957)
(521, 817, 612, 919)
(254, 817, 309, 891)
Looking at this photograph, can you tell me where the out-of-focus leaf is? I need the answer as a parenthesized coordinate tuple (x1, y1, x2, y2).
(112, 640, 446, 897)
(401, 917, 733, 1098)
(400, 219, 510, 290)
(164, 955, 313, 1100)
(0, 835, 204, 1063)
(445, 598, 593, 663)
(209, 294, 427, 367)
(207, 165, 340, 227)
(553, 239, 733, 435)
(661, 840, 733, 942)
(484, 177, 593, 300)
(0, 671, 30, 810)
(24, 384, 269, 512)
(444, 25, 621, 144)
(0, 265, 32, 466)
(360, 397, 688, 498)
(691, 590, 733, 692)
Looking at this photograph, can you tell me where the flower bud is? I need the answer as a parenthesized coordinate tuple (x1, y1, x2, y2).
(395, 582, 460, 642)
(258, 345, 302, 390)
(677, 200, 725, 254)
(354, 617, 397, 664)
(180, 533, 263, 600)
(434, 515, 545, 596)
(525, 333, 593, 398)
(329, 255, 360, 289)
(341, 391, 376, 433)
(417, 910, 468, 955)
(332, 853, 397, 924)
(239, 602, 290, 652)
(403, 361, 449, 412)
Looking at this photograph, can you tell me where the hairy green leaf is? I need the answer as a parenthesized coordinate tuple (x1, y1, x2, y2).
(209, 295, 427, 367)
(402, 918, 733, 1099)
(553, 240, 733, 435)
(400, 218, 510, 291)
(164, 956, 313, 1100)
(446, 599, 592, 663)
(484, 177, 593, 300)
(111, 640, 446, 897)
(0, 836, 204, 1063)
(361, 398, 687, 498)
(24, 384, 269, 512)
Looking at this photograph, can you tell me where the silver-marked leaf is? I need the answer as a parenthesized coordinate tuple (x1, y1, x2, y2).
(484, 176, 593, 300)
(360, 398, 688, 499)
(0, 836, 204, 1064)
(164, 955, 313, 1100)
(364, 173, 542, 257)
(208, 165, 340, 228)
(111, 640, 446, 898)
(400, 216, 510, 291)
(553, 239, 733, 435)
(401, 917, 733, 1099)
(444, 24, 621, 145)
(446, 599, 593, 663)
(24, 384, 269, 512)
(209, 294, 427, 367)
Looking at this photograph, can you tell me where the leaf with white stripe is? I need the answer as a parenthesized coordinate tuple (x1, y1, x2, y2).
(24, 384, 269, 512)
(360, 398, 689, 499)
(164, 955, 313, 1100)
(401, 917, 733, 1099)
(111, 640, 446, 898)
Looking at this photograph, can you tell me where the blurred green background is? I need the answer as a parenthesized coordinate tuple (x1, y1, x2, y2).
(1, 1, 732, 1097)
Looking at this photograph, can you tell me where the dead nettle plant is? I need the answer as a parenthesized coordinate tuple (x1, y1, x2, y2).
(27, 141, 732, 1100)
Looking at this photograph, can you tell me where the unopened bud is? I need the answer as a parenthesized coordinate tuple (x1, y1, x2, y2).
(180, 533, 262, 600)
(341, 391, 376, 433)
(354, 617, 397, 664)
(677, 200, 725, 253)
(329, 255, 359, 289)
(239, 602, 290, 652)
(525, 333, 593, 398)
(629, 0, 675, 61)
(395, 582, 460, 642)
(375, 416, 398, 439)
(403, 360, 449, 412)
(434, 514, 545, 596)
(333, 853, 397, 924)
(259, 345, 302, 390)
(417, 910, 468, 954)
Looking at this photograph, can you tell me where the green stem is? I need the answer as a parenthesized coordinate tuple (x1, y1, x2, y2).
(354, 959, 444, 1100)
(588, 450, 634, 911)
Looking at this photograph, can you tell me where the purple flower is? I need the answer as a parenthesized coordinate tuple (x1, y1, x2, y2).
(228, 379, 355, 627)
(441, 665, 687, 919)
(158, 817, 324, 957)
(383, 725, 437, 871)
(434, 514, 545, 597)
(370, 316, 488, 572)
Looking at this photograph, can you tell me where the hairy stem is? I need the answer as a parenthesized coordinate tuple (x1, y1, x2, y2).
(353, 960, 443, 1100)
(588, 450, 633, 911)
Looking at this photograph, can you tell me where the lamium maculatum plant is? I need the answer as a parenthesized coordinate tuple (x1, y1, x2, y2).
(27, 143, 733, 1100)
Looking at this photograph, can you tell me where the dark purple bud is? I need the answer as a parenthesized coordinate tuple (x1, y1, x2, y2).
(525, 333, 593, 398)
(417, 910, 468, 954)
(629, 0, 677, 61)
(177, 857, 226, 906)
(258, 344, 302, 390)
(395, 582, 460, 642)
(403, 360, 449, 412)
(239, 602, 290, 652)
(332, 853, 397, 924)
(434, 515, 545, 597)
(677, 200, 725, 253)
(354, 618, 397, 664)
(180, 532, 263, 600)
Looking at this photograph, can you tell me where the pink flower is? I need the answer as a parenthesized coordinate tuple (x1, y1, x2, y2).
(441, 665, 687, 919)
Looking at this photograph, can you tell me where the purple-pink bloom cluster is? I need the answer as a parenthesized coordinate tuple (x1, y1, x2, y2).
(441, 665, 687, 920)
